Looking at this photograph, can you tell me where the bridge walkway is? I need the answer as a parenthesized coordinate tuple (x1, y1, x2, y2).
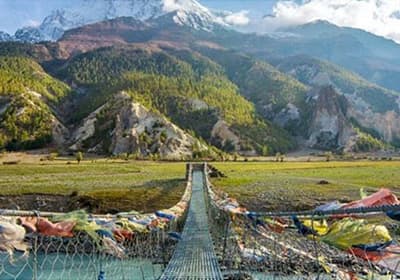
(159, 167, 223, 280)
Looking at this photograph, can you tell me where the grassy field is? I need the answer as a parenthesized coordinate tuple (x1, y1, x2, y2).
(2, 152, 400, 214)
(211, 161, 400, 211)
(0, 154, 186, 213)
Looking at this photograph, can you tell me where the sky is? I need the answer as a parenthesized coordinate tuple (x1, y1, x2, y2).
(1, 0, 400, 43)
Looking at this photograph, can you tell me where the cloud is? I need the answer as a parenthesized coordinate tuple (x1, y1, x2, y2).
(24, 20, 41, 28)
(163, 0, 183, 12)
(259, 0, 400, 43)
(223, 10, 250, 26)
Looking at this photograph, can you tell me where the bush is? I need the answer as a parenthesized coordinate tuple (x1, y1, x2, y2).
(48, 152, 58, 161)
(76, 152, 83, 164)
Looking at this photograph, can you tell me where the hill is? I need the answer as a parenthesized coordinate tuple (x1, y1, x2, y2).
(0, 56, 70, 150)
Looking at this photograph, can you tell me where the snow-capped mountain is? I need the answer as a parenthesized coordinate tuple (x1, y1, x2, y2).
(0, 31, 12, 42)
(12, 0, 228, 43)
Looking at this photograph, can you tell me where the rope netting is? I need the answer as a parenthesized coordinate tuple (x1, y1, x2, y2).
(205, 165, 400, 280)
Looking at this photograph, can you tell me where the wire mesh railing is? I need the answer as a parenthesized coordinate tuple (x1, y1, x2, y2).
(0, 231, 171, 280)
(205, 164, 400, 280)
(0, 166, 193, 280)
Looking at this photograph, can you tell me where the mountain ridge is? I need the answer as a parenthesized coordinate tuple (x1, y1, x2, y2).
(2, 0, 233, 43)
(1, 16, 400, 155)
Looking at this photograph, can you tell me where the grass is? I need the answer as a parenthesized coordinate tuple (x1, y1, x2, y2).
(211, 161, 400, 212)
(2, 153, 400, 214)
(0, 158, 186, 213)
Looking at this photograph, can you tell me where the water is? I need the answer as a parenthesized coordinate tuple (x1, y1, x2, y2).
(0, 252, 163, 280)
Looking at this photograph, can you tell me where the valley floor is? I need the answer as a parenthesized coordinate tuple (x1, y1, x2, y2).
(0, 153, 186, 213)
(211, 160, 400, 211)
(1, 152, 400, 213)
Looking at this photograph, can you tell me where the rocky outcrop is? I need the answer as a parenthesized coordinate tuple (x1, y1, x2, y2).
(69, 105, 105, 151)
(51, 118, 70, 147)
(70, 92, 208, 159)
(306, 86, 356, 150)
(277, 56, 400, 149)
(273, 103, 301, 127)
(211, 120, 240, 150)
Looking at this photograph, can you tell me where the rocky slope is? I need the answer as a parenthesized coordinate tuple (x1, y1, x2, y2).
(306, 86, 355, 151)
(70, 92, 207, 159)
(274, 55, 400, 146)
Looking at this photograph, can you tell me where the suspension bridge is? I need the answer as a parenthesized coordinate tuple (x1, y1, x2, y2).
(1, 163, 400, 279)
(160, 165, 222, 279)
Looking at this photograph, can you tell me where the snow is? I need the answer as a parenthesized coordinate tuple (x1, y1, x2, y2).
(0, 31, 12, 41)
(12, 0, 229, 43)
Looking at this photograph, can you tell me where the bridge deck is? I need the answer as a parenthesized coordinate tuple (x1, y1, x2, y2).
(160, 169, 223, 280)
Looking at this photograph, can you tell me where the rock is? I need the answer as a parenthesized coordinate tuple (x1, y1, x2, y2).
(317, 180, 329, 185)
(273, 103, 300, 127)
(306, 85, 357, 151)
(211, 120, 240, 150)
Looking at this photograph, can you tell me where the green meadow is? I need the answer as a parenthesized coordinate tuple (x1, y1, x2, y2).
(1, 154, 400, 213)
(211, 161, 400, 211)
(0, 157, 186, 213)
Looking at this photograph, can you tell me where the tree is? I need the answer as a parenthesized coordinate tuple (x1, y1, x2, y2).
(261, 145, 269, 156)
(325, 151, 333, 162)
(76, 152, 83, 164)
(276, 153, 285, 162)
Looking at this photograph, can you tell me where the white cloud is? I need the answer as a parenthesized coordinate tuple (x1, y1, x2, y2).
(223, 10, 250, 26)
(24, 20, 41, 28)
(259, 0, 400, 43)
(163, 0, 183, 12)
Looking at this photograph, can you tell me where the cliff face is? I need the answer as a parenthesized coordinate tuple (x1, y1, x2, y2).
(347, 98, 400, 144)
(275, 56, 400, 150)
(306, 86, 356, 151)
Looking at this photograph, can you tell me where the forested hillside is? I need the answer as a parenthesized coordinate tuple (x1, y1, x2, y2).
(0, 57, 70, 150)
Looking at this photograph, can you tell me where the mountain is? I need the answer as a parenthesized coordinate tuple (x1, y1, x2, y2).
(51, 44, 295, 155)
(197, 19, 400, 92)
(12, 0, 228, 43)
(0, 31, 12, 42)
(0, 52, 216, 158)
(274, 55, 400, 144)
(0, 32, 296, 156)
(279, 21, 400, 91)
(281, 20, 400, 62)
(1, 16, 399, 155)
(216, 20, 400, 93)
(5, 2, 400, 95)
